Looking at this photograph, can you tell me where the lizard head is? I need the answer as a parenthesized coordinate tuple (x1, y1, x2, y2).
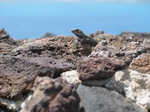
(71, 29, 84, 37)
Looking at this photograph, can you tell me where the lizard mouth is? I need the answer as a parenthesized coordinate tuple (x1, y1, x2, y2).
(71, 29, 82, 35)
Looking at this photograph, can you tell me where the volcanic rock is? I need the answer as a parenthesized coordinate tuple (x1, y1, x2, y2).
(49, 35, 92, 56)
(77, 57, 125, 81)
(48, 35, 78, 54)
(90, 37, 148, 65)
(129, 53, 150, 74)
(93, 34, 127, 47)
(61, 70, 81, 85)
(90, 40, 120, 58)
(21, 76, 80, 112)
(91, 34, 128, 59)
(0, 43, 16, 54)
(82, 69, 150, 110)
(120, 31, 150, 39)
(124, 70, 150, 110)
(0, 55, 48, 99)
(12, 38, 77, 73)
(0, 38, 77, 99)
(119, 41, 146, 64)
(0, 29, 149, 112)
(77, 84, 146, 112)
(114, 70, 150, 110)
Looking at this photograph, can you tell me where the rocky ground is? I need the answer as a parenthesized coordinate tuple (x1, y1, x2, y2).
(0, 28, 149, 112)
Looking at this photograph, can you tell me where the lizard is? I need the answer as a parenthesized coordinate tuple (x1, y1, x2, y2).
(71, 29, 98, 47)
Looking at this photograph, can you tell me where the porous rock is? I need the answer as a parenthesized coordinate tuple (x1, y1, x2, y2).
(90, 40, 120, 58)
(117, 70, 150, 110)
(77, 84, 146, 112)
(0, 38, 77, 99)
(0, 43, 16, 54)
(83, 69, 150, 111)
(114, 70, 149, 111)
(21, 76, 80, 112)
(11, 38, 77, 76)
(48, 35, 78, 54)
(93, 33, 127, 48)
(129, 53, 150, 74)
(77, 57, 125, 81)
(90, 37, 148, 65)
(50, 35, 92, 56)
(61, 70, 81, 85)
(119, 42, 146, 64)
(0, 56, 47, 99)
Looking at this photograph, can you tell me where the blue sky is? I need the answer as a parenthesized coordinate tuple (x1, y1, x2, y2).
(0, 0, 150, 39)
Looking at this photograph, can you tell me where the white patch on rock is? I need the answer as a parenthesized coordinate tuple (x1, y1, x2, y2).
(0, 98, 22, 111)
(137, 91, 150, 109)
(115, 69, 150, 110)
(20, 94, 32, 112)
(81, 69, 150, 110)
(61, 70, 81, 85)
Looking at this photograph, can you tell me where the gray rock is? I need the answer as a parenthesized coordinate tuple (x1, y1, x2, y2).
(82, 69, 150, 111)
(77, 84, 146, 112)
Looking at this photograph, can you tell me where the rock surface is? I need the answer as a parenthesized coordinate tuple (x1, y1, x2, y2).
(50, 35, 93, 56)
(0, 29, 150, 112)
(77, 57, 124, 81)
(82, 69, 150, 110)
(90, 33, 149, 65)
(12, 38, 77, 77)
(0, 43, 17, 54)
(123, 70, 150, 110)
(77, 84, 146, 112)
(120, 31, 150, 39)
(61, 70, 81, 85)
(21, 76, 80, 112)
(0, 37, 77, 99)
(129, 53, 150, 74)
